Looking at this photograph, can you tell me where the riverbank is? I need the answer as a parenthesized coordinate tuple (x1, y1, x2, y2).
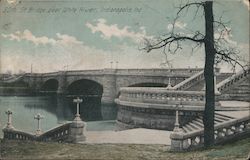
(0, 138, 249, 160)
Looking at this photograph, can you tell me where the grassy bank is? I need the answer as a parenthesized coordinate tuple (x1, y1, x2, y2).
(0, 138, 250, 160)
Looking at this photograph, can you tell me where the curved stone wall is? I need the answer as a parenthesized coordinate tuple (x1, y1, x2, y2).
(116, 99, 203, 131)
(115, 87, 221, 131)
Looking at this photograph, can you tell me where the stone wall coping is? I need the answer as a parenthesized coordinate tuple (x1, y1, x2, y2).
(39, 122, 71, 137)
(120, 87, 205, 95)
(115, 99, 207, 111)
(19, 68, 203, 78)
(217, 66, 250, 91)
(172, 70, 204, 90)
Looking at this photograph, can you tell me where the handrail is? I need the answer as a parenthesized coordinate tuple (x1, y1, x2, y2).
(172, 70, 204, 90)
(217, 66, 250, 92)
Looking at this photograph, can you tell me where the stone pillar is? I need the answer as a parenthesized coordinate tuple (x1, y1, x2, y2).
(67, 97, 86, 143)
(101, 69, 118, 120)
(101, 69, 117, 104)
(170, 104, 188, 151)
(68, 120, 86, 143)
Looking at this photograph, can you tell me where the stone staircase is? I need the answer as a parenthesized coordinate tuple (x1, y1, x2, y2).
(219, 76, 250, 101)
(217, 67, 250, 102)
(186, 73, 233, 91)
(181, 113, 235, 133)
(170, 110, 250, 151)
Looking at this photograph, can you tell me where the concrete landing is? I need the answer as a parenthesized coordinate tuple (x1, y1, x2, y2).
(83, 128, 171, 145)
(218, 101, 250, 118)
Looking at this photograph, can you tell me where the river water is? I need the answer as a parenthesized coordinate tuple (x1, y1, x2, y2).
(0, 96, 117, 138)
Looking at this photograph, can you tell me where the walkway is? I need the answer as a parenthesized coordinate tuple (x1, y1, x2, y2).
(82, 101, 249, 145)
(84, 128, 172, 145)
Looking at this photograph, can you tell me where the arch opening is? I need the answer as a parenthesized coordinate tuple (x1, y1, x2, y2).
(67, 79, 103, 121)
(41, 79, 59, 93)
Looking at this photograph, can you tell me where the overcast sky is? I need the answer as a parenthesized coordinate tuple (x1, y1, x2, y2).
(0, 0, 249, 73)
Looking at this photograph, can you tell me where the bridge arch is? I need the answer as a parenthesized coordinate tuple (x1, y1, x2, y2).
(66, 79, 103, 121)
(41, 79, 59, 92)
(67, 79, 103, 96)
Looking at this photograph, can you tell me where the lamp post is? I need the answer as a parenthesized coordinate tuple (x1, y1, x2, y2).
(110, 61, 113, 69)
(5, 109, 14, 129)
(73, 97, 83, 121)
(34, 113, 44, 135)
(116, 61, 118, 69)
(166, 77, 173, 90)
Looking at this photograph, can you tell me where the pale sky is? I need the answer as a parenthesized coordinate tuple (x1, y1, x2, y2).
(0, 0, 249, 73)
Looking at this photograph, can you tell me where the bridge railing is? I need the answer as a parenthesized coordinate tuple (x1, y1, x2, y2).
(217, 66, 250, 92)
(119, 87, 206, 106)
(172, 70, 204, 90)
(170, 115, 250, 151)
(24, 68, 203, 77)
(116, 68, 202, 75)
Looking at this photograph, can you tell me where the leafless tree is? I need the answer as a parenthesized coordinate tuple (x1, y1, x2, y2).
(141, 1, 247, 147)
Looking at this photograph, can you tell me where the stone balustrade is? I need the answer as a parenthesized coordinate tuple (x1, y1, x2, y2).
(2, 121, 85, 143)
(170, 115, 250, 151)
(119, 87, 206, 106)
(37, 123, 71, 142)
(172, 70, 204, 90)
(2, 123, 71, 142)
(3, 128, 35, 141)
(217, 66, 250, 92)
(2, 97, 86, 143)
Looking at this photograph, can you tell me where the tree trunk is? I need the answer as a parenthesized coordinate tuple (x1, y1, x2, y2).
(203, 1, 215, 147)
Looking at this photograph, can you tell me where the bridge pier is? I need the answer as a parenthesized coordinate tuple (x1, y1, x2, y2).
(100, 69, 118, 120)
(57, 72, 68, 95)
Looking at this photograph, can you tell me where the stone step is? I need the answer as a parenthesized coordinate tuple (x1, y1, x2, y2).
(195, 118, 203, 124)
(182, 126, 190, 133)
(215, 114, 233, 121)
(181, 112, 237, 134)
(182, 124, 194, 132)
(214, 117, 224, 123)
(189, 121, 203, 129)
(192, 120, 204, 128)
(215, 113, 235, 119)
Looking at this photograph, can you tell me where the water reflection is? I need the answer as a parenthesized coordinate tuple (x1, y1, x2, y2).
(0, 95, 117, 137)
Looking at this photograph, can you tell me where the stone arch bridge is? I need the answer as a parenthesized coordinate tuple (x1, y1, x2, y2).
(14, 68, 202, 104)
